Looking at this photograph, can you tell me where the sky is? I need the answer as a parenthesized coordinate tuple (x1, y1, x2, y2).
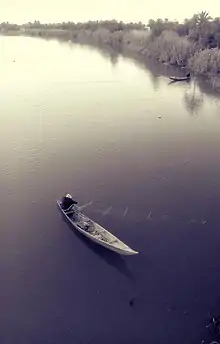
(0, 0, 219, 24)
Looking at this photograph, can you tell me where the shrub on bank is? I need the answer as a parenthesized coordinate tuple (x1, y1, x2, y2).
(187, 48, 220, 75)
(123, 30, 151, 53)
(142, 31, 194, 66)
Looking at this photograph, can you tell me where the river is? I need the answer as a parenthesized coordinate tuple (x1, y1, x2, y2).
(1, 35, 220, 344)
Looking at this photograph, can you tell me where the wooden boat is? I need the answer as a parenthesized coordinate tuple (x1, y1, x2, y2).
(57, 195, 138, 256)
(169, 74, 190, 81)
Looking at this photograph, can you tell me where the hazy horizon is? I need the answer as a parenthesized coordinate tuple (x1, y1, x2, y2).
(0, 0, 219, 24)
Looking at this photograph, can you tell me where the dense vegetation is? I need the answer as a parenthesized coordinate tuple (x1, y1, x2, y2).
(0, 20, 145, 33)
(1, 12, 220, 77)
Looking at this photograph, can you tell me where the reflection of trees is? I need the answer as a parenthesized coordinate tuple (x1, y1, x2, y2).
(183, 92, 203, 116)
(98, 46, 120, 66)
(196, 76, 220, 99)
(129, 57, 161, 90)
(148, 72, 160, 91)
(93, 45, 120, 67)
(183, 80, 204, 116)
(109, 53, 119, 66)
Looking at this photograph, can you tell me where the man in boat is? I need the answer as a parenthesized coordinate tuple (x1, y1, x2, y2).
(61, 194, 78, 213)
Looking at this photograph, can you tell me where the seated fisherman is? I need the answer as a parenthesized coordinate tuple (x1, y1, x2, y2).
(61, 194, 78, 212)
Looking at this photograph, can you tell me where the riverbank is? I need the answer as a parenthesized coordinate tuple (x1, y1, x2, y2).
(1, 15, 220, 81)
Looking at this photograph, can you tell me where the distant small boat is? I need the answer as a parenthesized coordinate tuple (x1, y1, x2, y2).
(169, 74, 191, 82)
(57, 194, 138, 256)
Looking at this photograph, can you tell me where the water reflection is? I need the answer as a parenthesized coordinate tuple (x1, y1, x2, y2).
(96, 46, 120, 66)
(121, 55, 163, 90)
(183, 80, 204, 116)
(196, 76, 220, 100)
(168, 79, 190, 86)
(148, 73, 160, 91)
(109, 53, 119, 66)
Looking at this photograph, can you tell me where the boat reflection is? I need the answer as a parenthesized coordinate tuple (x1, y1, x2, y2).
(61, 212, 135, 281)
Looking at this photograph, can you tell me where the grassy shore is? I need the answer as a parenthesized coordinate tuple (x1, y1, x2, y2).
(1, 14, 220, 78)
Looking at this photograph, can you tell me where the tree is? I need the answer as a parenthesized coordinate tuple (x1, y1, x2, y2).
(197, 11, 212, 26)
(196, 11, 212, 38)
(148, 19, 156, 30)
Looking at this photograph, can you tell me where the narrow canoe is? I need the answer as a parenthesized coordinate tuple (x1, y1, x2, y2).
(57, 200, 138, 256)
(169, 76, 190, 81)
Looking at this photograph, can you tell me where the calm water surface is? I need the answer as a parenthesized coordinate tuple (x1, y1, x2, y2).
(1, 36, 220, 344)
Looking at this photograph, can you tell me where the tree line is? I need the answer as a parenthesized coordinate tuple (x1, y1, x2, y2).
(1, 12, 220, 50)
(0, 20, 146, 32)
(1, 12, 220, 78)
